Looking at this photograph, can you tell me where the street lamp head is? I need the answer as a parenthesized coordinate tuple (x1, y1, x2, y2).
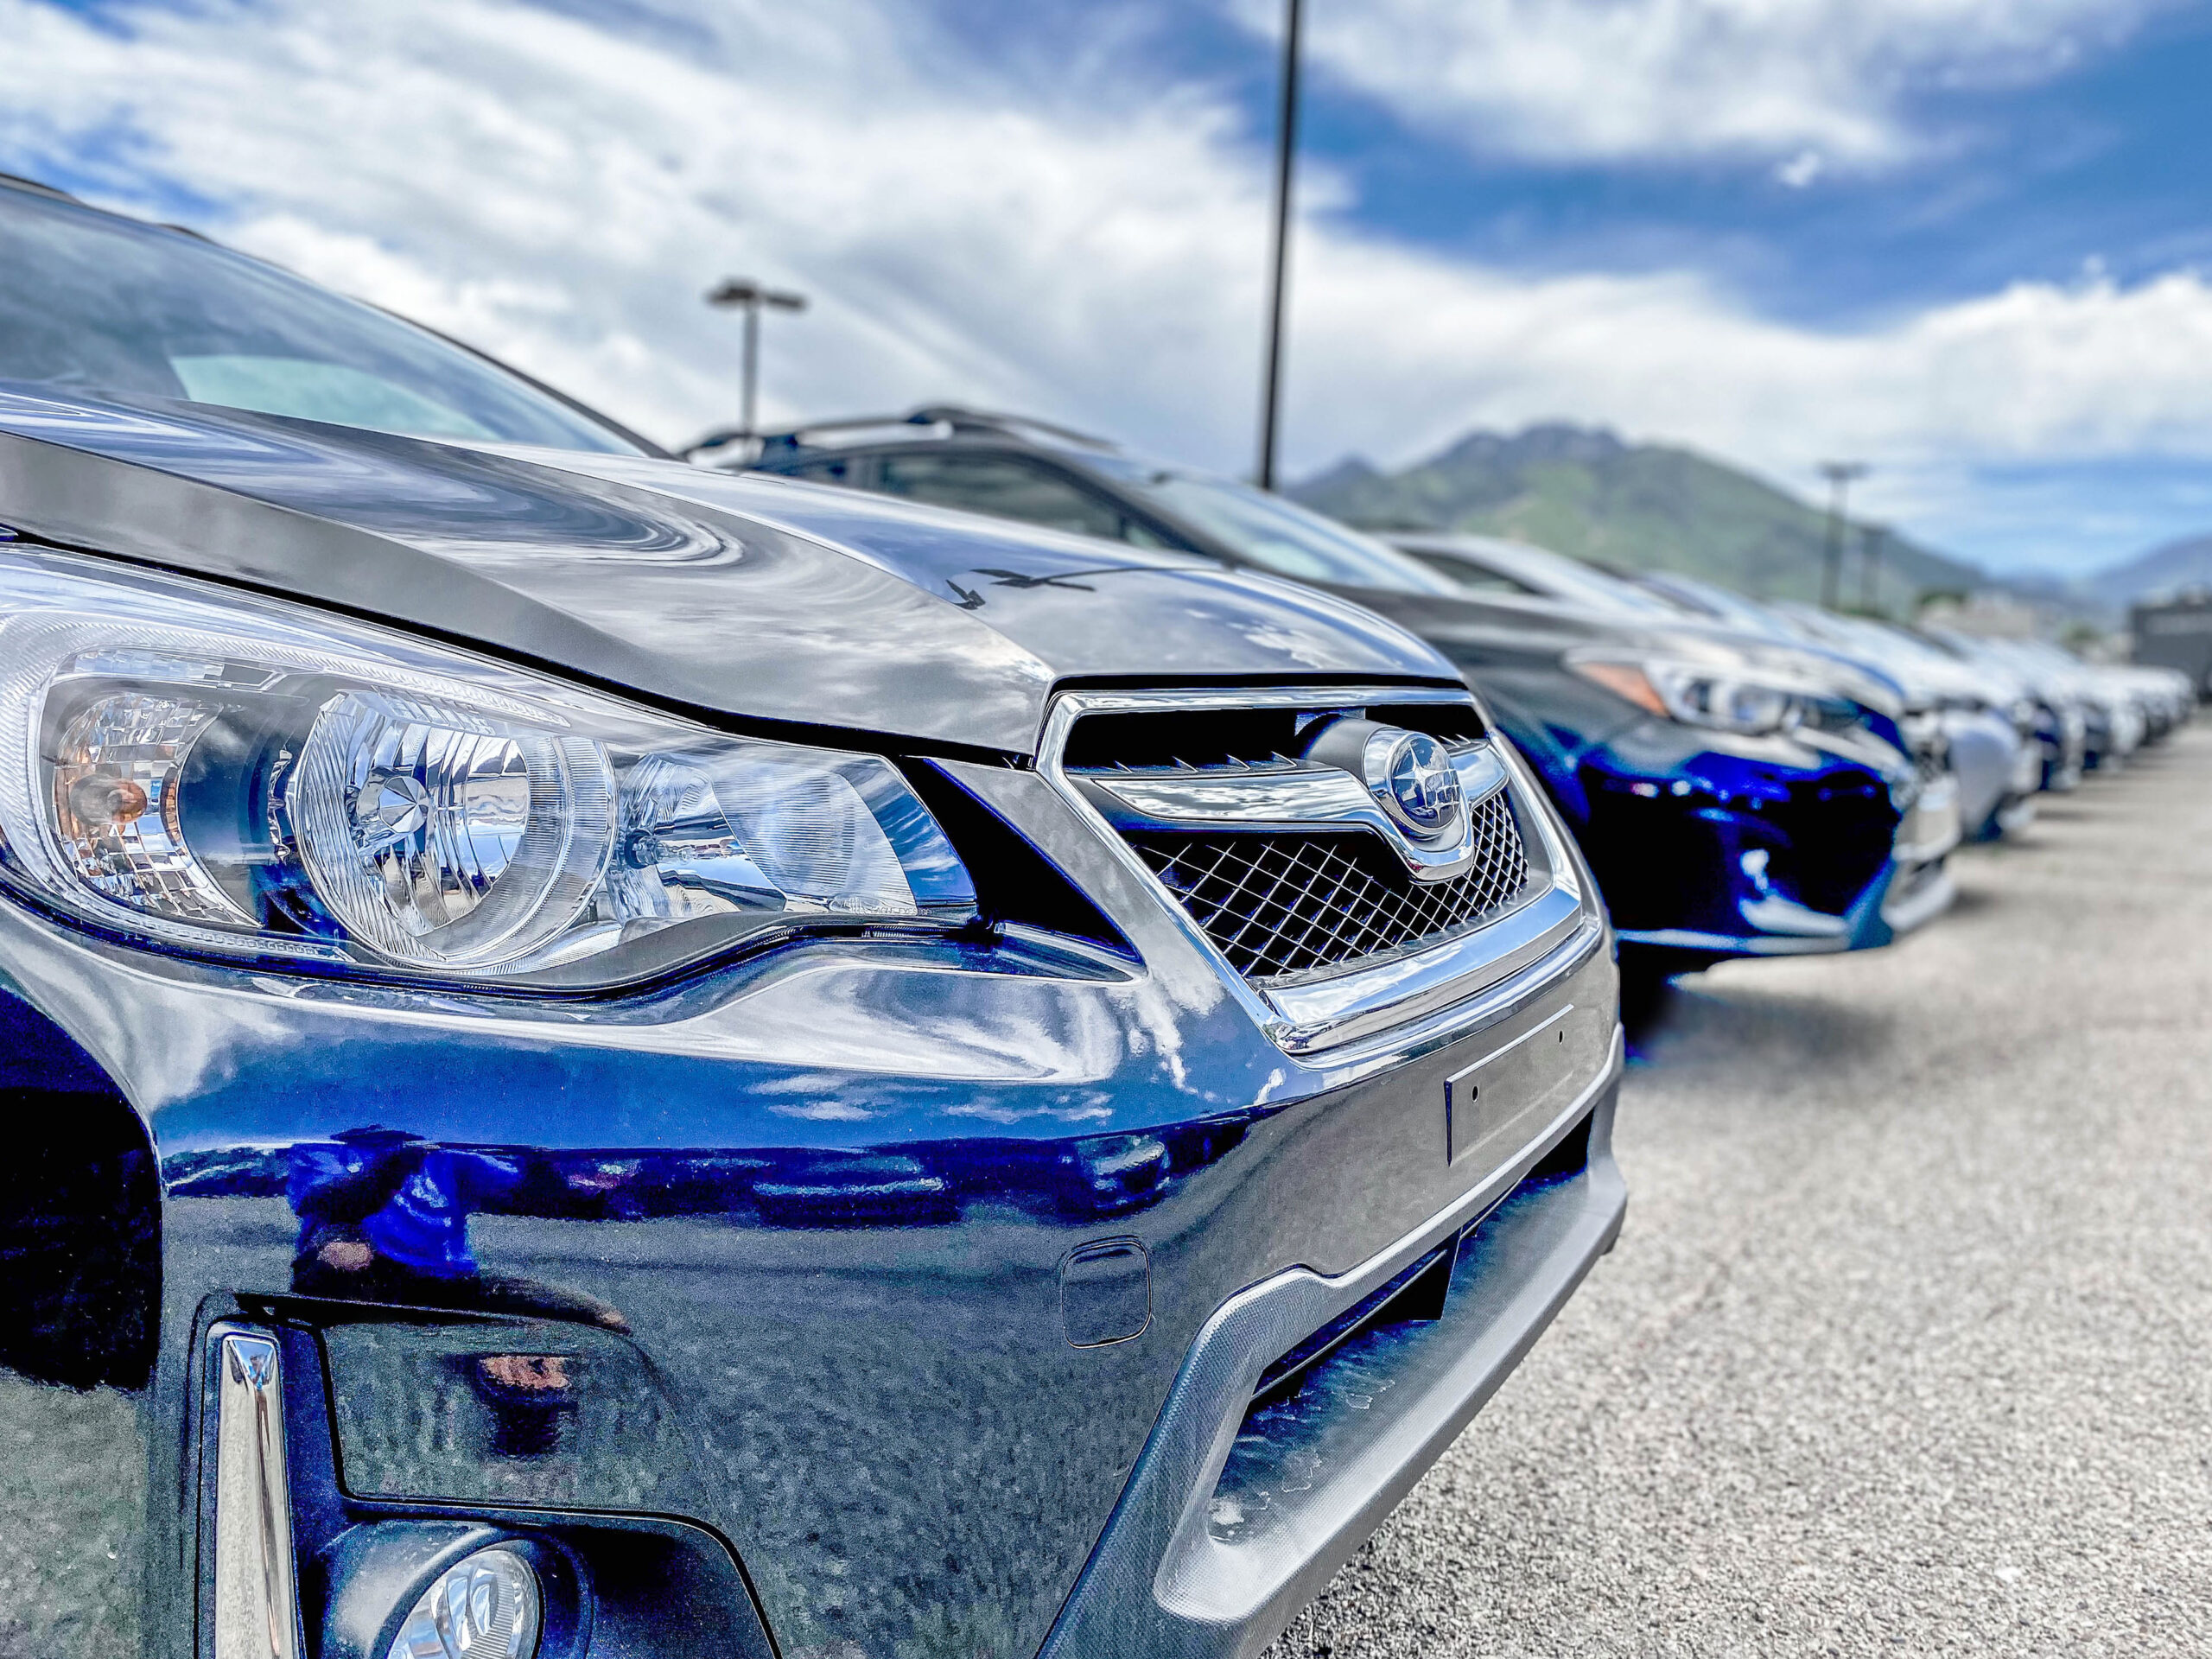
(707, 276, 808, 312)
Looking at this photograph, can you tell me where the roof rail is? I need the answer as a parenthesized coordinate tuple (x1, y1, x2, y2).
(687, 411, 921, 459)
(687, 404, 1119, 461)
(0, 172, 80, 203)
(904, 405, 1118, 449)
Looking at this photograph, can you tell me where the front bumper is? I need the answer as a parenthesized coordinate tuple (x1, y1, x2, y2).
(1570, 723, 1930, 964)
(1041, 1041, 1624, 1659)
(0, 732, 1618, 1659)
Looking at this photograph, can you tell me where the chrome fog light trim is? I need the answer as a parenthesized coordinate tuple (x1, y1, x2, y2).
(213, 1332, 300, 1659)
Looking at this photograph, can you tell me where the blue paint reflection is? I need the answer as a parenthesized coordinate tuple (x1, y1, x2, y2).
(172, 1108, 1267, 1306)
(280, 1130, 626, 1327)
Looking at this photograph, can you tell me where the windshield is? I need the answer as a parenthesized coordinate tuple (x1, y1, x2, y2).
(0, 186, 638, 454)
(1642, 574, 1793, 635)
(1094, 460, 1462, 595)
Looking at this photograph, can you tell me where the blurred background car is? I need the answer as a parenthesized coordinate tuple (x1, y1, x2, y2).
(1575, 563, 2048, 841)
(1380, 539, 1991, 849)
(1561, 557, 2183, 791)
(1763, 603, 2041, 842)
(1920, 629, 2089, 794)
(721, 410, 1958, 980)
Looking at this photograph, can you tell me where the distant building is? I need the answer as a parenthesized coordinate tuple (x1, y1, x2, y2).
(1917, 590, 2044, 639)
(2130, 589, 2212, 693)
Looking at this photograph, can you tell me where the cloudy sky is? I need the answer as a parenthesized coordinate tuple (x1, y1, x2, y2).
(6, 0, 2212, 575)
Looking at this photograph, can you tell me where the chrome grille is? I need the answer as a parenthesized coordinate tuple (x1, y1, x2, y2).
(1126, 790, 1532, 982)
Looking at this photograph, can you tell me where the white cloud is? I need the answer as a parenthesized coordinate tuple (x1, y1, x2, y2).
(0, 0, 1287, 456)
(1775, 149, 1825, 188)
(2, 0, 2212, 573)
(1252, 0, 2165, 168)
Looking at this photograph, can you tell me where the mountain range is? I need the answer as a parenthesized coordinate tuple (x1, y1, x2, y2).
(2082, 532, 2212, 611)
(1288, 423, 1984, 613)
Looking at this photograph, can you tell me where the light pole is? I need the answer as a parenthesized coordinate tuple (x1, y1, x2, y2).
(1818, 461, 1867, 611)
(1255, 0, 1304, 492)
(706, 277, 808, 436)
(1859, 521, 1886, 614)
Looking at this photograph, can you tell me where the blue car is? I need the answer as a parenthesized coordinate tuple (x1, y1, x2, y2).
(0, 178, 1624, 1659)
(728, 414, 1955, 976)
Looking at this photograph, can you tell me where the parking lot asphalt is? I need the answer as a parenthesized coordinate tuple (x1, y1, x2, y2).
(1265, 721, 2212, 1658)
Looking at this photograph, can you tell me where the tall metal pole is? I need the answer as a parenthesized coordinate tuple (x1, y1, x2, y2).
(1819, 461, 1867, 611)
(741, 300, 761, 438)
(1255, 0, 1304, 492)
(706, 277, 808, 439)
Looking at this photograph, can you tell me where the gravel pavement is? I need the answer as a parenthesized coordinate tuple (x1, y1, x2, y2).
(1265, 722, 2212, 1657)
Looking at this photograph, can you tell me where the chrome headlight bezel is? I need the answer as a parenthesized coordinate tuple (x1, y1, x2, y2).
(0, 546, 978, 991)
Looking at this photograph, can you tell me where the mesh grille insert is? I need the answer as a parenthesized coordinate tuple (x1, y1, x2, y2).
(1127, 791, 1532, 982)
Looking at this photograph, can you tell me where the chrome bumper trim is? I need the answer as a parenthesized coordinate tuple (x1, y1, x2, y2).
(211, 1330, 301, 1659)
(1267, 890, 1592, 1055)
(1893, 773, 1962, 866)
(1618, 925, 1853, 957)
(1880, 858, 1956, 934)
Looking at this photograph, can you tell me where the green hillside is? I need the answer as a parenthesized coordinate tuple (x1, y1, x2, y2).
(1290, 423, 1985, 613)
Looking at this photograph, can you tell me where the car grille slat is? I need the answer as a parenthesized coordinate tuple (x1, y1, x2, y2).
(1126, 790, 1533, 982)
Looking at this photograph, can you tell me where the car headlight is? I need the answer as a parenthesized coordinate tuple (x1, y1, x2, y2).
(1568, 655, 1806, 736)
(0, 548, 976, 987)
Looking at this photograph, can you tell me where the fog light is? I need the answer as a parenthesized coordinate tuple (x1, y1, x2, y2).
(386, 1547, 540, 1659)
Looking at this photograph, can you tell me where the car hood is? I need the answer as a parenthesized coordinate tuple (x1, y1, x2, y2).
(0, 386, 1451, 755)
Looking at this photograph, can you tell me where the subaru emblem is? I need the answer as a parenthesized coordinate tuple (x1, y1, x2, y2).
(1363, 728, 1465, 840)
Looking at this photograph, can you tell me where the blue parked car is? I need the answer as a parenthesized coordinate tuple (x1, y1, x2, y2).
(0, 177, 1624, 1659)
(727, 414, 1955, 977)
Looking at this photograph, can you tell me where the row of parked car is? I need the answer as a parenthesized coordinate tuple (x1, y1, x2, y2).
(0, 172, 2190, 1659)
(716, 407, 2193, 984)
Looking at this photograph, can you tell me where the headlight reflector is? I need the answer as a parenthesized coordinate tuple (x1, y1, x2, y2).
(0, 549, 977, 986)
(294, 690, 616, 969)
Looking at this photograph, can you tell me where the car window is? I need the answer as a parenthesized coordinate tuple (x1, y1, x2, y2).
(1110, 467, 1462, 595)
(0, 186, 638, 453)
(1410, 553, 1541, 596)
(781, 454, 867, 486)
(875, 453, 1135, 542)
(1415, 543, 1679, 614)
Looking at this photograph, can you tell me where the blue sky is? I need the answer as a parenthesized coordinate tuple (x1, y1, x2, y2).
(7, 0, 2212, 578)
(1257, 3, 2212, 323)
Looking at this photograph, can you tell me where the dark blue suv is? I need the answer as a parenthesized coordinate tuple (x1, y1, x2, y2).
(0, 178, 1622, 1659)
